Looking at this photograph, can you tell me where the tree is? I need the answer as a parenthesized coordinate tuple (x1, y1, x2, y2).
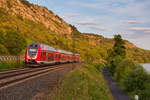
(107, 34, 126, 76)
(0, 30, 4, 44)
(0, 30, 9, 55)
(108, 34, 126, 60)
(113, 58, 135, 82)
(4, 30, 26, 55)
(113, 34, 126, 57)
(0, 44, 9, 55)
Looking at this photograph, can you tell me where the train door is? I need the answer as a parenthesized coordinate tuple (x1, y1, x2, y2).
(55, 53, 61, 62)
(48, 52, 55, 62)
(41, 52, 46, 61)
(61, 54, 66, 63)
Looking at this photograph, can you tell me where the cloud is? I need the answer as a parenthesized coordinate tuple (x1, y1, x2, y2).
(67, 1, 100, 8)
(128, 27, 150, 32)
(125, 27, 150, 39)
(73, 21, 97, 25)
(126, 20, 145, 24)
(62, 13, 79, 18)
(71, 18, 110, 31)
(111, 0, 150, 18)
(88, 25, 109, 31)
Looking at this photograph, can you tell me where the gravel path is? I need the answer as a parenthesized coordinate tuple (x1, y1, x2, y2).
(102, 67, 132, 100)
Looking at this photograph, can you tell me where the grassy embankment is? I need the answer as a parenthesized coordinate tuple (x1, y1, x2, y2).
(48, 63, 114, 100)
(0, 61, 24, 70)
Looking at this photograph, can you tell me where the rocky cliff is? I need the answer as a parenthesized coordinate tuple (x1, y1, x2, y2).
(0, 0, 72, 34)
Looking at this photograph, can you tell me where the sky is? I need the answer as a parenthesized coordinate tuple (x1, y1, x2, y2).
(28, 0, 150, 50)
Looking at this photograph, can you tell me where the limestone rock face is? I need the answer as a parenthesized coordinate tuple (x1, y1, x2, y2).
(0, 0, 72, 35)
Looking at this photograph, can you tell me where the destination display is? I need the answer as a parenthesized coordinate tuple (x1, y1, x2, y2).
(29, 48, 36, 52)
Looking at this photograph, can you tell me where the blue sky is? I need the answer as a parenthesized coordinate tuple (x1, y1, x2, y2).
(28, 0, 150, 50)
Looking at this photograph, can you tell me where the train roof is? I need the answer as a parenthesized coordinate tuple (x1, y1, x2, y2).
(29, 43, 56, 52)
(56, 49, 73, 55)
(75, 53, 79, 55)
(28, 42, 78, 55)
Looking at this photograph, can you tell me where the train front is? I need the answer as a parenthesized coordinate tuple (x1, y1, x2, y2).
(25, 43, 41, 66)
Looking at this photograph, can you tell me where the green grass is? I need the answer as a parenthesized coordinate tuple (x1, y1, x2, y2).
(48, 63, 114, 100)
(0, 61, 24, 70)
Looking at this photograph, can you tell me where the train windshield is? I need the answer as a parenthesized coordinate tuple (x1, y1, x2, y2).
(28, 44, 39, 58)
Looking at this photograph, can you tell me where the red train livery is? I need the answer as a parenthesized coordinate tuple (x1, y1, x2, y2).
(25, 43, 80, 66)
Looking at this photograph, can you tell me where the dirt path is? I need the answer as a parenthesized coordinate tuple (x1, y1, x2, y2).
(102, 67, 132, 100)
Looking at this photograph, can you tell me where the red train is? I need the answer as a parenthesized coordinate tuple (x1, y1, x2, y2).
(24, 43, 80, 66)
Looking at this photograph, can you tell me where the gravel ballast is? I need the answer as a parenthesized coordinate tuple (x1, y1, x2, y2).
(0, 63, 83, 100)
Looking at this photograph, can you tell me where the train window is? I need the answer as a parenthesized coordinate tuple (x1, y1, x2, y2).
(41, 52, 46, 61)
(61, 54, 64, 60)
(59, 54, 61, 59)
(43, 52, 46, 56)
(35, 44, 38, 47)
(30, 44, 33, 47)
(48, 53, 54, 61)
(28, 45, 38, 58)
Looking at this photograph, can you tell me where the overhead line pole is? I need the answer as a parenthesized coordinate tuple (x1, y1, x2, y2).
(72, 32, 76, 70)
(17, 26, 20, 68)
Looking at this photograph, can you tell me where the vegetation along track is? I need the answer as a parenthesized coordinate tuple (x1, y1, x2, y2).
(0, 64, 68, 90)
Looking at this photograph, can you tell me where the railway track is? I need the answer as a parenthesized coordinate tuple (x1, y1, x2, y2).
(0, 64, 64, 90)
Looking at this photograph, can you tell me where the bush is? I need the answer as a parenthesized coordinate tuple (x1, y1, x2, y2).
(107, 55, 122, 76)
(0, 61, 21, 70)
(139, 83, 150, 100)
(6, 0, 12, 8)
(20, 0, 31, 7)
(0, 14, 7, 24)
(113, 58, 135, 82)
(0, 44, 9, 55)
(93, 63, 105, 72)
(122, 66, 149, 93)
(4, 30, 27, 55)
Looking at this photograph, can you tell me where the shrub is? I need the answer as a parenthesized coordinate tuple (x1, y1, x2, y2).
(139, 83, 150, 100)
(0, 44, 9, 55)
(122, 66, 148, 93)
(17, 14, 23, 21)
(20, 0, 31, 7)
(4, 30, 27, 55)
(107, 55, 122, 76)
(6, 0, 12, 8)
(0, 61, 24, 70)
(0, 14, 7, 23)
(113, 58, 135, 82)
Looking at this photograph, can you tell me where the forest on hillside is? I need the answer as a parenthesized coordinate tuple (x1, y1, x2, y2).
(0, 7, 150, 63)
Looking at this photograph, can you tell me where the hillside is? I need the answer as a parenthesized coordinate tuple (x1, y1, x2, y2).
(0, 0, 150, 63)
(0, 0, 72, 35)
